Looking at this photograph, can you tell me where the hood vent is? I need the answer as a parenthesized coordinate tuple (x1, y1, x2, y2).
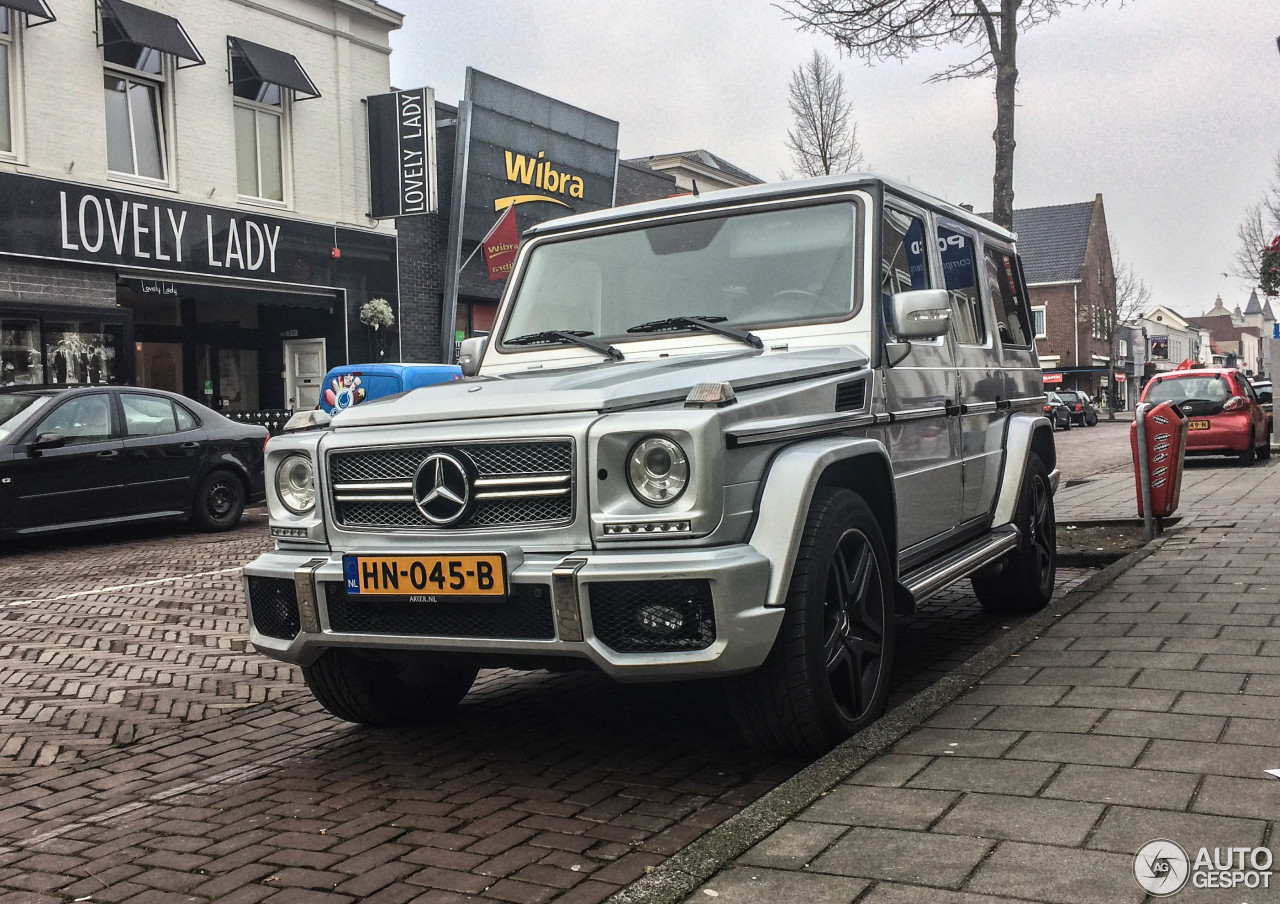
(835, 379, 866, 412)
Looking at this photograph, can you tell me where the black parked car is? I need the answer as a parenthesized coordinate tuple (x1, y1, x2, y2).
(0, 386, 267, 539)
(1043, 391, 1072, 431)
(1057, 389, 1099, 426)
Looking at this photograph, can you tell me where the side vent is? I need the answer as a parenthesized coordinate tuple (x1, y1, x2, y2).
(835, 379, 867, 412)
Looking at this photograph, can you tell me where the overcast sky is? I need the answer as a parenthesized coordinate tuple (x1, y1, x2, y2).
(389, 1, 1278, 319)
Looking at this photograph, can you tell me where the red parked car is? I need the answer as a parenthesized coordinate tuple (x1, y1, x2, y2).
(1139, 369, 1271, 465)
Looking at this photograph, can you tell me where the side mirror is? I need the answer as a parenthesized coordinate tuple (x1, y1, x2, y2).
(29, 432, 66, 452)
(458, 336, 488, 377)
(890, 289, 952, 340)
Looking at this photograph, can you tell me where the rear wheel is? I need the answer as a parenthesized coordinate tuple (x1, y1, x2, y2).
(192, 470, 245, 532)
(972, 454, 1056, 614)
(1239, 445, 1257, 466)
(725, 488, 894, 756)
(1086, 412, 1098, 427)
(1259, 441, 1271, 461)
(303, 650, 477, 726)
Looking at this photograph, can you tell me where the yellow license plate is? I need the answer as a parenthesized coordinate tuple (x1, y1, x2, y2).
(1188, 419, 1210, 430)
(343, 554, 506, 598)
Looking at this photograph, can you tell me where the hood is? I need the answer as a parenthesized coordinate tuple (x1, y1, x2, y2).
(332, 347, 868, 428)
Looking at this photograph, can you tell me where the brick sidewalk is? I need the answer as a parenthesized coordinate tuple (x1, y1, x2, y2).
(625, 458, 1280, 904)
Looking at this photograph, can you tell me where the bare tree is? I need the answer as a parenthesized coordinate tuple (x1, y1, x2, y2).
(1232, 152, 1280, 286)
(779, 0, 1098, 229)
(785, 49, 866, 177)
(1103, 236, 1151, 418)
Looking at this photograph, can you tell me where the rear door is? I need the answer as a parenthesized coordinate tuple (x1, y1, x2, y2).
(8, 392, 123, 531)
(878, 202, 962, 551)
(118, 392, 207, 516)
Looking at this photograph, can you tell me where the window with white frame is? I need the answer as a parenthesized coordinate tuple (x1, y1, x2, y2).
(0, 9, 14, 156)
(234, 79, 285, 202)
(1031, 305, 1047, 339)
(102, 36, 169, 181)
(1119, 338, 1128, 357)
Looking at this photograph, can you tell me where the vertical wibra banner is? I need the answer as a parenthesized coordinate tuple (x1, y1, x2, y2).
(367, 87, 438, 218)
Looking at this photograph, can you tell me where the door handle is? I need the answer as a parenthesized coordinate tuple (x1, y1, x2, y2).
(96, 449, 119, 461)
(180, 442, 200, 450)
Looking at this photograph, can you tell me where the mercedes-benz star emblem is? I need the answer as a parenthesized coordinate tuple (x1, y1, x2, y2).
(412, 452, 472, 525)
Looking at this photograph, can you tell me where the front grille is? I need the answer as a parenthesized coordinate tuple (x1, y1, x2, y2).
(321, 581, 556, 639)
(588, 580, 716, 653)
(329, 440, 574, 531)
(247, 577, 301, 640)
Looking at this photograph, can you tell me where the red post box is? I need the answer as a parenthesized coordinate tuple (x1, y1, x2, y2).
(1130, 401, 1189, 517)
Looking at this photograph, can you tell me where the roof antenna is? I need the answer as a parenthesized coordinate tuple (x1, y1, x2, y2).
(691, 179, 700, 197)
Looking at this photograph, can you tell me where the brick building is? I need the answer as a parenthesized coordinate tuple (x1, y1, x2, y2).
(1004, 195, 1116, 397)
(0, 0, 402, 415)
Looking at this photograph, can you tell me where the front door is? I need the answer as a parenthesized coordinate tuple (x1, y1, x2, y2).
(878, 204, 963, 552)
(284, 338, 326, 410)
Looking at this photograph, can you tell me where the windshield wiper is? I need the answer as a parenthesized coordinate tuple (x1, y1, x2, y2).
(626, 315, 763, 350)
(505, 329, 624, 361)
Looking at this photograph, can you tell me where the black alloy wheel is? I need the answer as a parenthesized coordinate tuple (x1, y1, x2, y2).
(725, 488, 894, 756)
(193, 470, 246, 532)
(972, 453, 1056, 614)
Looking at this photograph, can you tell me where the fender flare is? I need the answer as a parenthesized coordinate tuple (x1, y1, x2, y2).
(747, 436, 895, 609)
(991, 414, 1057, 527)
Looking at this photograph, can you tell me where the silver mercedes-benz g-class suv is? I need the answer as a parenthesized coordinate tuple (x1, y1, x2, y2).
(244, 174, 1059, 756)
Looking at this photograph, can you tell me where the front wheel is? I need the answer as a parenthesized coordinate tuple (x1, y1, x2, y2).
(192, 470, 245, 532)
(303, 650, 477, 726)
(725, 488, 895, 756)
(972, 453, 1056, 614)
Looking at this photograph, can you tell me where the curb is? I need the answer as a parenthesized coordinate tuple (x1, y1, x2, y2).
(606, 540, 1164, 904)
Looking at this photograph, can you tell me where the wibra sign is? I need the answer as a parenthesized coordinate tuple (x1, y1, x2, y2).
(0, 172, 335, 283)
(455, 68, 618, 243)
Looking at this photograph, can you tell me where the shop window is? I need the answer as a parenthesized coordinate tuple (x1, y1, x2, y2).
(234, 79, 286, 203)
(34, 394, 112, 445)
(136, 341, 182, 393)
(103, 25, 169, 182)
(45, 321, 120, 384)
(0, 9, 13, 155)
(1, 316, 40, 385)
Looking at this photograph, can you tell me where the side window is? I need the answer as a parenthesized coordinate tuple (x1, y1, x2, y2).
(34, 394, 112, 444)
(937, 224, 984, 345)
(174, 403, 197, 431)
(983, 246, 1032, 347)
(881, 208, 931, 297)
(0, 8, 16, 157)
(121, 393, 177, 436)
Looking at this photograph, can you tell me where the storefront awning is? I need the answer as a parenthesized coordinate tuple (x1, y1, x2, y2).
(0, 0, 55, 26)
(98, 0, 204, 67)
(228, 36, 320, 100)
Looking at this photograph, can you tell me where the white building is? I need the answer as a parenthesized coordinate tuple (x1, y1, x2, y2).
(0, 0, 402, 415)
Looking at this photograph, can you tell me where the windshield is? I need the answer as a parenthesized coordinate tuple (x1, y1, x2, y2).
(0, 393, 50, 442)
(500, 202, 859, 345)
(1145, 375, 1229, 406)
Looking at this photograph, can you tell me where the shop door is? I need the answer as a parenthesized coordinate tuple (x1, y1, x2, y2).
(284, 338, 326, 410)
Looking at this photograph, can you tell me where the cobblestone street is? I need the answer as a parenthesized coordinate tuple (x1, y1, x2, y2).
(0, 508, 1090, 903)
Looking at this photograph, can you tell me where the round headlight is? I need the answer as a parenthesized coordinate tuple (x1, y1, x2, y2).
(275, 454, 316, 515)
(627, 436, 689, 506)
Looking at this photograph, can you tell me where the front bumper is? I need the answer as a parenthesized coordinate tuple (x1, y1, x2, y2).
(242, 544, 781, 681)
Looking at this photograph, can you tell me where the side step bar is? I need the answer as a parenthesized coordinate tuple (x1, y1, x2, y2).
(898, 526, 1020, 611)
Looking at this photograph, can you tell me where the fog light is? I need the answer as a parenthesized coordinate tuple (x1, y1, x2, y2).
(637, 604, 684, 636)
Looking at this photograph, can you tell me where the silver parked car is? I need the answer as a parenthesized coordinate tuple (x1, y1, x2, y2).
(244, 174, 1060, 756)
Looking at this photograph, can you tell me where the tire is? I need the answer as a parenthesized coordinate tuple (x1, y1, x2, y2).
(192, 470, 246, 532)
(303, 649, 477, 727)
(1086, 413, 1098, 427)
(1259, 441, 1271, 461)
(1062, 417, 1071, 431)
(724, 488, 895, 756)
(972, 453, 1056, 614)
(1239, 445, 1256, 466)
